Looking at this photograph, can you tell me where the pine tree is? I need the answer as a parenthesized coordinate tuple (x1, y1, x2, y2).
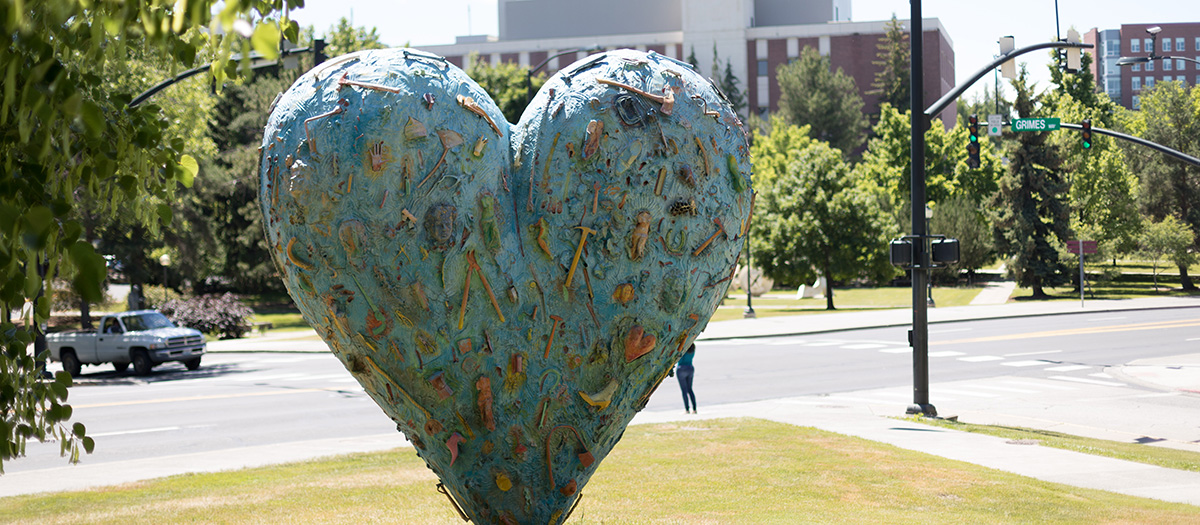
(776, 47, 869, 155)
(869, 15, 910, 114)
(991, 69, 1072, 298)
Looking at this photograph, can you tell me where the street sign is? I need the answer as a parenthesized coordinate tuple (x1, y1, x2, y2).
(1066, 240, 1097, 254)
(987, 114, 1002, 136)
(1011, 118, 1061, 132)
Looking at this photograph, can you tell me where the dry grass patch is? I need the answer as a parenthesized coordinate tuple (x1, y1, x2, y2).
(3, 419, 1198, 524)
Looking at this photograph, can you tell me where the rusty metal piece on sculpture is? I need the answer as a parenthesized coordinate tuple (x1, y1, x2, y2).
(259, 48, 752, 524)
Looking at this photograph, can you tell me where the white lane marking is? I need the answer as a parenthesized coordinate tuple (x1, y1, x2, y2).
(1004, 350, 1062, 357)
(240, 373, 309, 382)
(1001, 360, 1054, 367)
(803, 341, 846, 347)
(1044, 365, 1091, 372)
(1002, 380, 1077, 391)
(932, 388, 1000, 398)
(929, 328, 973, 334)
(928, 351, 966, 358)
(1088, 316, 1127, 321)
(1132, 392, 1183, 398)
(1049, 375, 1126, 387)
(302, 373, 353, 380)
(957, 355, 1004, 362)
(1187, 337, 1200, 342)
(1089, 372, 1114, 379)
(879, 347, 911, 354)
(841, 343, 887, 350)
(253, 356, 331, 364)
(969, 384, 1039, 393)
(91, 426, 181, 438)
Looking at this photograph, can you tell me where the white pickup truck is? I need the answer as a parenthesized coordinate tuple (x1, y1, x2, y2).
(47, 310, 206, 376)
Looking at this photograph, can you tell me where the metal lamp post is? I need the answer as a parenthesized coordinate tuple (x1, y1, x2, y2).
(925, 206, 935, 308)
(744, 231, 756, 319)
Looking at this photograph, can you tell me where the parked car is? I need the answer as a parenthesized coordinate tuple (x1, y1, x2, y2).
(47, 310, 206, 376)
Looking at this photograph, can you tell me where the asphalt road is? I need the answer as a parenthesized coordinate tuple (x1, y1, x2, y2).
(6, 307, 1198, 480)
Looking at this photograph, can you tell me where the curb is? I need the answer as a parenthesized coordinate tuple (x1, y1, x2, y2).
(695, 302, 1200, 342)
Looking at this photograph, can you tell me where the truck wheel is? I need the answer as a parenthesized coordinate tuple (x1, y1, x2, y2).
(132, 350, 153, 376)
(184, 357, 202, 371)
(113, 362, 129, 373)
(61, 350, 82, 377)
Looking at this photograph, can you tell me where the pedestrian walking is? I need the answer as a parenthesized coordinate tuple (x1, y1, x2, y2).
(675, 343, 696, 414)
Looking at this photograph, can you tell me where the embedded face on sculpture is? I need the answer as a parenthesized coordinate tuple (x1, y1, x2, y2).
(260, 48, 753, 524)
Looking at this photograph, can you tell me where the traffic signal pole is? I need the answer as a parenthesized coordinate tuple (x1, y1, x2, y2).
(907, 0, 935, 417)
(905, 10, 1092, 417)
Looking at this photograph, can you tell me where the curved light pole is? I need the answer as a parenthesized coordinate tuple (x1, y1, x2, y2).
(527, 47, 602, 101)
(1116, 26, 1200, 72)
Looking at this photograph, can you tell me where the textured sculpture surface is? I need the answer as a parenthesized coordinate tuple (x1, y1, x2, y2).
(260, 48, 753, 524)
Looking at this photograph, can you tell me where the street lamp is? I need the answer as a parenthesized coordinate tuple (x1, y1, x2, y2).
(159, 253, 170, 289)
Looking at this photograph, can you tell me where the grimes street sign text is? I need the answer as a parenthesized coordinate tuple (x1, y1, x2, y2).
(1011, 118, 1061, 132)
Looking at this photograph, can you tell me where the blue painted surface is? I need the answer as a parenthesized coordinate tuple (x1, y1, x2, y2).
(260, 48, 752, 524)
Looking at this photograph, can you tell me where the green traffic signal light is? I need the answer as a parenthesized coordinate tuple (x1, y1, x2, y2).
(1081, 119, 1092, 149)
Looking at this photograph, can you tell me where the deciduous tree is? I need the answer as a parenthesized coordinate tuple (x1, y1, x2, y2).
(750, 131, 894, 309)
(0, 0, 294, 471)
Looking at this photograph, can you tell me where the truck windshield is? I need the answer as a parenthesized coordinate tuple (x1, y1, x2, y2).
(122, 313, 176, 331)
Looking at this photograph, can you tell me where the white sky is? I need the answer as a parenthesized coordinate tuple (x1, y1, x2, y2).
(285, 0, 1200, 100)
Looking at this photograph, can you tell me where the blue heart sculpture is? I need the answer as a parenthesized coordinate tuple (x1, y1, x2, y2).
(260, 48, 752, 524)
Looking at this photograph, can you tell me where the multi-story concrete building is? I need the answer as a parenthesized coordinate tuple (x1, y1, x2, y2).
(419, 0, 957, 126)
(1085, 22, 1200, 110)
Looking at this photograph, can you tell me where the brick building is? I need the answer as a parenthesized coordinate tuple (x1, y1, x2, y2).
(417, 0, 957, 126)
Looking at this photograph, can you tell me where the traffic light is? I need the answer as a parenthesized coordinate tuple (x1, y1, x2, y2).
(1081, 119, 1092, 150)
(967, 114, 981, 168)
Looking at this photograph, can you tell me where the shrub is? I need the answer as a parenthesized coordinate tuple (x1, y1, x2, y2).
(160, 293, 253, 339)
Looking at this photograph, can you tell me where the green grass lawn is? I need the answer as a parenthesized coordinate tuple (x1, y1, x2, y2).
(4, 418, 1196, 524)
(711, 286, 982, 322)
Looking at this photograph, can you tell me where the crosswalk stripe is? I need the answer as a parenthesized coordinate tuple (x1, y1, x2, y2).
(1049, 375, 1126, 387)
(1044, 365, 1090, 372)
(957, 355, 1004, 362)
(1002, 360, 1053, 367)
(928, 351, 966, 358)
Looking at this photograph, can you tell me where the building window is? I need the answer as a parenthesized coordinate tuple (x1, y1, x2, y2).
(757, 59, 767, 77)
(1133, 95, 1141, 109)
(757, 106, 768, 117)
(1177, 37, 1186, 52)
(1131, 39, 1140, 53)
(1147, 60, 1154, 71)
(1132, 63, 1141, 71)
(1196, 57, 1200, 69)
(1146, 77, 1155, 88)
(1196, 37, 1200, 51)
(1108, 40, 1120, 56)
(1163, 38, 1171, 52)
(1132, 77, 1141, 90)
(1165, 59, 1173, 71)
(1178, 59, 1186, 70)
(1108, 78, 1120, 94)
(1145, 38, 1153, 53)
